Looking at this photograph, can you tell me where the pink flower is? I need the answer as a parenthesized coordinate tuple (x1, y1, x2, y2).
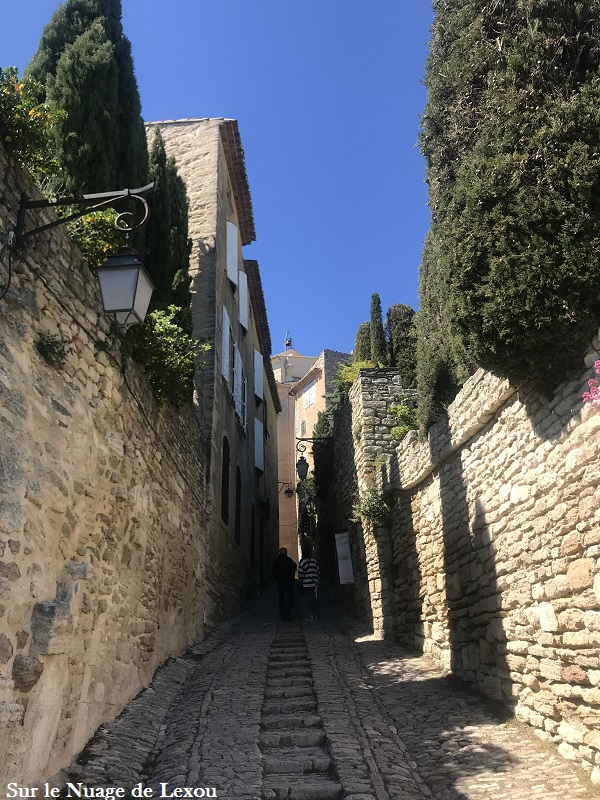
(595, 360, 600, 374)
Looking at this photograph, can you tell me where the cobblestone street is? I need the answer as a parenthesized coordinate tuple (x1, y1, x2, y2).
(70, 590, 600, 800)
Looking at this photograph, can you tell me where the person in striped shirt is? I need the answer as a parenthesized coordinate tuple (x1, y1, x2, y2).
(298, 546, 320, 622)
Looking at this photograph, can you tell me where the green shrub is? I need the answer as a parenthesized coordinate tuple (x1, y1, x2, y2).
(351, 485, 392, 530)
(122, 305, 209, 405)
(390, 397, 418, 442)
(0, 66, 63, 179)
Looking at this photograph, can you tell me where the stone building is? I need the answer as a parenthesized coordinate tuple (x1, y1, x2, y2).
(0, 118, 279, 784)
(272, 347, 317, 557)
(272, 347, 349, 558)
(145, 118, 281, 606)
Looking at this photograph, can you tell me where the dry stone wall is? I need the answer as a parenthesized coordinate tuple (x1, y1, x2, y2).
(0, 144, 211, 784)
(378, 355, 600, 781)
(329, 352, 600, 781)
(330, 370, 404, 634)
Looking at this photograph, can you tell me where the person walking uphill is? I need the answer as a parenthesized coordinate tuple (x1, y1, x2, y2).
(298, 547, 320, 621)
(271, 547, 297, 620)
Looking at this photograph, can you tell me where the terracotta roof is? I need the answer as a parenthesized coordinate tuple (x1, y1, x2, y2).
(244, 260, 282, 413)
(219, 120, 256, 245)
(144, 118, 256, 246)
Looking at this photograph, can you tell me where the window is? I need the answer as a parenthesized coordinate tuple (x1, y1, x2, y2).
(233, 342, 243, 417)
(221, 436, 230, 523)
(238, 270, 249, 330)
(302, 379, 317, 408)
(234, 467, 242, 544)
(254, 418, 264, 472)
(221, 306, 231, 384)
(250, 504, 256, 565)
(301, 420, 307, 436)
(226, 221, 239, 286)
(254, 350, 264, 401)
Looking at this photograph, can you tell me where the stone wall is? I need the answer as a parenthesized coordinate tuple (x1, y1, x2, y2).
(376, 354, 600, 780)
(0, 144, 212, 783)
(329, 370, 404, 633)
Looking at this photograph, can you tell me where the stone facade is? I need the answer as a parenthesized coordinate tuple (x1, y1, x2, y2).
(0, 143, 210, 783)
(329, 350, 600, 781)
(146, 119, 280, 603)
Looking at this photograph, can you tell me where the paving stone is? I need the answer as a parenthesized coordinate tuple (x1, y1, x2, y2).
(67, 588, 599, 800)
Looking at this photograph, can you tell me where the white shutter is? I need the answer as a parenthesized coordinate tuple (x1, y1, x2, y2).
(226, 222, 239, 286)
(221, 306, 230, 383)
(233, 343, 243, 417)
(238, 270, 249, 330)
(254, 350, 264, 400)
(242, 378, 248, 433)
(254, 418, 264, 471)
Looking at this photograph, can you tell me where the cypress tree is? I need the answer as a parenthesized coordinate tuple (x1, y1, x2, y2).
(369, 292, 387, 366)
(386, 303, 417, 389)
(46, 20, 120, 193)
(353, 322, 371, 362)
(27, 0, 147, 192)
(145, 129, 191, 321)
(420, 1, 600, 393)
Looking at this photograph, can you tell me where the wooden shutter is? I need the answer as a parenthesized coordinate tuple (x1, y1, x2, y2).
(226, 222, 239, 286)
(221, 306, 230, 383)
(233, 342, 243, 417)
(238, 270, 249, 330)
(254, 418, 264, 471)
(254, 350, 264, 400)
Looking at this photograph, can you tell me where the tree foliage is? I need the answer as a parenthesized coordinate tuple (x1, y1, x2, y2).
(386, 303, 417, 388)
(0, 67, 63, 180)
(369, 293, 387, 366)
(353, 321, 371, 362)
(145, 128, 192, 328)
(27, 0, 147, 192)
(418, 0, 600, 413)
(122, 306, 209, 405)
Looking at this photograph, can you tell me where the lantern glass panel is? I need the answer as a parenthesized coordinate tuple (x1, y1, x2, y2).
(97, 266, 138, 313)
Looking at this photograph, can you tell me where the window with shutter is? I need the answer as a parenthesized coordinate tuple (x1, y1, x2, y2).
(242, 377, 248, 433)
(221, 306, 231, 383)
(233, 343, 243, 418)
(254, 418, 264, 472)
(226, 222, 239, 286)
(238, 270, 249, 330)
(254, 350, 264, 401)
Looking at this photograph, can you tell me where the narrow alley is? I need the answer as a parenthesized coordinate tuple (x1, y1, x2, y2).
(68, 592, 598, 800)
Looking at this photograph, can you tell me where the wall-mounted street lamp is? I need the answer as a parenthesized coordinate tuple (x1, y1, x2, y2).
(5, 184, 155, 331)
(278, 482, 295, 498)
(295, 437, 333, 480)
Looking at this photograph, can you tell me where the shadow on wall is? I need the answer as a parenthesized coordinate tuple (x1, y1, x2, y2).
(436, 412, 511, 704)
(391, 481, 424, 650)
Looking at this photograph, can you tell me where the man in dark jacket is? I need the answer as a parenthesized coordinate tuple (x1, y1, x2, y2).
(271, 547, 297, 620)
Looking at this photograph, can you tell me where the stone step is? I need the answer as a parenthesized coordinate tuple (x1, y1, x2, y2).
(261, 714, 322, 730)
(260, 729, 325, 749)
(266, 676, 313, 688)
(265, 686, 314, 699)
(269, 649, 307, 657)
(266, 668, 312, 678)
(269, 653, 308, 663)
(262, 776, 342, 800)
(262, 698, 317, 715)
(263, 748, 332, 774)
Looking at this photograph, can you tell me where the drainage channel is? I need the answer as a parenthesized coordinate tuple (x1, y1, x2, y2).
(260, 619, 342, 800)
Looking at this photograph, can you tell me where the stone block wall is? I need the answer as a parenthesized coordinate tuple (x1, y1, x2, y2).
(379, 355, 600, 779)
(0, 144, 212, 783)
(330, 370, 404, 633)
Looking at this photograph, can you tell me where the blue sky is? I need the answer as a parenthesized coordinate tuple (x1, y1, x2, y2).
(2, 1, 434, 358)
